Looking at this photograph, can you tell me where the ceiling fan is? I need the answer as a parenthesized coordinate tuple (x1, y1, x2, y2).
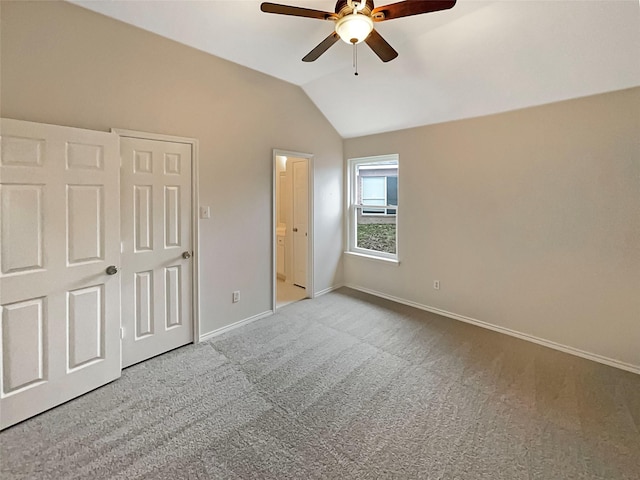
(260, 0, 457, 63)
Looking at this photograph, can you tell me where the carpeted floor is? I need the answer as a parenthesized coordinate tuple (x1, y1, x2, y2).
(1, 287, 639, 479)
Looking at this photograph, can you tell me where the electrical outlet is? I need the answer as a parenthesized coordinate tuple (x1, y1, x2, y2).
(433, 280, 440, 290)
(232, 291, 240, 303)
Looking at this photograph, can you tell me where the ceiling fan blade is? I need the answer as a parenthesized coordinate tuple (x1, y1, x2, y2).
(372, 0, 456, 21)
(261, 2, 336, 21)
(365, 29, 398, 62)
(302, 32, 340, 62)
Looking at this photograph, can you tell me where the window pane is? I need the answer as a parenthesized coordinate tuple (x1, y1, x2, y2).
(361, 176, 385, 204)
(356, 206, 396, 254)
(386, 176, 397, 206)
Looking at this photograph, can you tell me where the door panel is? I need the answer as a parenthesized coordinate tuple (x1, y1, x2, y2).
(135, 271, 154, 337)
(120, 138, 193, 368)
(66, 142, 104, 170)
(134, 185, 153, 251)
(1, 135, 44, 167)
(164, 186, 181, 247)
(67, 185, 104, 264)
(165, 265, 182, 328)
(0, 118, 121, 430)
(1, 298, 45, 394)
(1, 185, 44, 274)
(67, 285, 104, 369)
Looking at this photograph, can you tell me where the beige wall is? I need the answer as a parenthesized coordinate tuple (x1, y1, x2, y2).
(3, 1, 638, 370)
(344, 88, 640, 370)
(0, 0, 344, 336)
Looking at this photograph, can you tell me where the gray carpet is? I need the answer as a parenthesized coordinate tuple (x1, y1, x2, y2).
(1, 288, 639, 479)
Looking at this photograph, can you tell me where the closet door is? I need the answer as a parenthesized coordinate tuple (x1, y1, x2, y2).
(120, 137, 193, 368)
(0, 119, 121, 430)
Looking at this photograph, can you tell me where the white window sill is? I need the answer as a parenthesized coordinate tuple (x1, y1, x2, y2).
(344, 251, 400, 265)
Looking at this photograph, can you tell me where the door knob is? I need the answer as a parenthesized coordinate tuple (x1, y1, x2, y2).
(106, 265, 118, 275)
(182, 251, 192, 259)
(292, 228, 298, 232)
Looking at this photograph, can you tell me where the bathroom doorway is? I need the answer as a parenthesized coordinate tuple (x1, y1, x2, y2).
(272, 150, 313, 310)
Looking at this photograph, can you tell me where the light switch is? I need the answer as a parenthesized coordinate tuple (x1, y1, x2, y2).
(200, 206, 210, 219)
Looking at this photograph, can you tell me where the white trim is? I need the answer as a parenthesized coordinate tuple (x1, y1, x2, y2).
(191, 140, 201, 343)
(271, 149, 315, 314)
(111, 128, 201, 344)
(111, 128, 195, 145)
(343, 251, 400, 265)
(314, 284, 344, 297)
(272, 154, 277, 314)
(308, 156, 315, 300)
(344, 284, 640, 375)
(198, 311, 273, 343)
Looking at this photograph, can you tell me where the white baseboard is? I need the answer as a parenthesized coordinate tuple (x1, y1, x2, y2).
(199, 310, 273, 343)
(199, 286, 344, 342)
(344, 284, 640, 375)
(314, 284, 344, 298)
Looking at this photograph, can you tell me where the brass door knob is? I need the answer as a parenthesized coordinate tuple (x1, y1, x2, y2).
(106, 265, 118, 275)
(182, 251, 192, 259)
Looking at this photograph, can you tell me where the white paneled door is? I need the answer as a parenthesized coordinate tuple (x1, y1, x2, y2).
(120, 137, 193, 368)
(292, 159, 308, 288)
(0, 119, 121, 430)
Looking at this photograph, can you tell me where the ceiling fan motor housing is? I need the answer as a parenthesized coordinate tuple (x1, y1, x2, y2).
(335, 0, 375, 17)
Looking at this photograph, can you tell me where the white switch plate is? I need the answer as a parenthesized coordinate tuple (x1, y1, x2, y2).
(199, 206, 210, 219)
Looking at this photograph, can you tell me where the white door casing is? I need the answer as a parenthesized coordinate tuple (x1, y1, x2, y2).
(0, 118, 121, 430)
(120, 137, 193, 368)
(271, 149, 314, 312)
(292, 159, 308, 289)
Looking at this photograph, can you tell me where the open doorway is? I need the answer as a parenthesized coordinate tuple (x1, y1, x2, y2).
(272, 150, 313, 310)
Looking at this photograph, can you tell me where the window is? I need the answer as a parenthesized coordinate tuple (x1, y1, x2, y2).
(348, 155, 398, 260)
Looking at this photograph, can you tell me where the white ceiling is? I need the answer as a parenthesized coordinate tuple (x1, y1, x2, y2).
(71, 0, 640, 138)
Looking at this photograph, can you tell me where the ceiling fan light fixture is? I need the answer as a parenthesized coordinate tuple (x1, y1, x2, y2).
(335, 13, 373, 44)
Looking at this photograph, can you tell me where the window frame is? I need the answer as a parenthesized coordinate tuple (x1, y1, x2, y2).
(347, 154, 399, 262)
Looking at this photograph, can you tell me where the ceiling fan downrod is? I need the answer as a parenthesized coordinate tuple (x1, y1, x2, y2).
(347, 0, 366, 12)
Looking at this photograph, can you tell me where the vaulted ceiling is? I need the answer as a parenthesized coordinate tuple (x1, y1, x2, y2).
(71, 0, 640, 138)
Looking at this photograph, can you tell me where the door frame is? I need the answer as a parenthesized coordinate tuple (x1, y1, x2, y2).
(112, 128, 201, 344)
(272, 149, 314, 312)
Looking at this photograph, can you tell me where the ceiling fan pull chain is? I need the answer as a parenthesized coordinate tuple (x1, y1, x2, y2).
(353, 42, 359, 76)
